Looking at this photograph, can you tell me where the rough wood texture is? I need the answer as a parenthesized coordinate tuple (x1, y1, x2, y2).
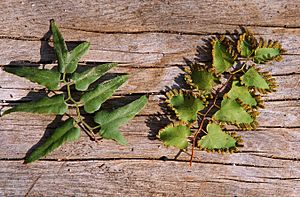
(0, 0, 299, 196)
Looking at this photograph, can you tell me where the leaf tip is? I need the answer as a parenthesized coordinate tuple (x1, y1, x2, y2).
(23, 158, 31, 164)
(1, 109, 11, 116)
(24, 154, 36, 164)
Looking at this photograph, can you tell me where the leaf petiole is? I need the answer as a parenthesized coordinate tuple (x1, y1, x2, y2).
(229, 62, 247, 75)
(64, 82, 97, 140)
(62, 73, 66, 82)
(92, 125, 101, 130)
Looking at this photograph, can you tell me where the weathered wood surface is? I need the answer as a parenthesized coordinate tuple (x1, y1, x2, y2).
(0, 0, 299, 196)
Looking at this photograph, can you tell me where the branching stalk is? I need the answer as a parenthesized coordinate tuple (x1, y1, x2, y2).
(190, 75, 233, 166)
(65, 83, 97, 140)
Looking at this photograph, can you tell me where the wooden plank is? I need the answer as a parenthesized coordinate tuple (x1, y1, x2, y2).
(0, 33, 299, 66)
(1, 97, 299, 125)
(0, 1, 299, 196)
(0, 0, 299, 38)
(1, 160, 299, 197)
(0, 111, 299, 160)
(1, 66, 300, 100)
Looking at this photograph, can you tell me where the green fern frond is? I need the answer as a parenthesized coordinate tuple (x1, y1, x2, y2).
(158, 122, 192, 149)
(1, 20, 148, 163)
(184, 63, 219, 94)
(253, 38, 285, 63)
(240, 66, 277, 93)
(198, 123, 238, 152)
(212, 36, 237, 74)
(237, 31, 257, 58)
(213, 98, 254, 125)
(166, 89, 206, 124)
(158, 27, 285, 164)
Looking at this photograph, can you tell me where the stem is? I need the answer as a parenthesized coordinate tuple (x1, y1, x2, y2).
(92, 125, 102, 130)
(230, 57, 251, 75)
(213, 104, 220, 108)
(189, 75, 233, 166)
(65, 83, 98, 141)
(229, 63, 247, 75)
(65, 85, 72, 102)
(62, 73, 66, 82)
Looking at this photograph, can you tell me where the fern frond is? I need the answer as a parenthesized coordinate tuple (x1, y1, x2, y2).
(197, 123, 238, 153)
(184, 63, 219, 95)
(240, 66, 277, 93)
(158, 122, 192, 149)
(211, 36, 238, 74)
(253, 38, 285, 63)
(166, 89, 206, 124)
(158, 27, 285, 164)
(237, 30, 257, 58)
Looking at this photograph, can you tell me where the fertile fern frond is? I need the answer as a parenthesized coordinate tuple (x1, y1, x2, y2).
(157, 28, 285, 164)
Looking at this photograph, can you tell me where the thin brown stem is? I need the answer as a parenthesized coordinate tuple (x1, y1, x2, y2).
(213, 103, 220, 108)
(189, 75, 233, 166)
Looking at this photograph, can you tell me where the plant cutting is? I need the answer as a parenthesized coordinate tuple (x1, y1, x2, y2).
(157, 29, 285, 165)
(1, 20, 147, 163)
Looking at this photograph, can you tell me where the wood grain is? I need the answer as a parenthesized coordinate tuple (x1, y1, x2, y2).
(0, 0, 299, 196)
(1, 160, 300, 197)
(1, 114, 300, 161)
(0, 31, 299, 66)
(1, 66, 300, 101)
(0, 0, 299, 37)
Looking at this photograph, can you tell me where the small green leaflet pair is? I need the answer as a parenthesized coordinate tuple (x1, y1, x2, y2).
(1, 20, 147, 163)
(158, 29, 284, 161)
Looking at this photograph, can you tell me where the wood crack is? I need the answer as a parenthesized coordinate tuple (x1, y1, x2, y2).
(264, 98, 300, 102)
(272, 72, 300, 77)
(95, 48, 164, 55)
(0, 88, 299, 101)
(217, 178, 271, 184)
(24, 175, 41, 197)
(258, 126, 300, 129)
(1, 24, 298, 43)
(0, 35, 41, 42)
(255, 176, 300, 181)
(253, 154, 300, 161)
(0, 157, 283, 168)
(60, 24, 300, 36)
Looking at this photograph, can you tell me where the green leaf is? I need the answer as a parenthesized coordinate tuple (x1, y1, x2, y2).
(198, 123, 236, 150)
(50, 20, 68, 73)
(2, 94, 67, 116)
(158, 124, 192, 149)
(4, 66, 61, 90)
(81, 75, 129, 113)
(240, 67, 269, 89)
(72, 63, 117, 91)
(212, 39, 236, 73)
(237, 33, 256, 57)
(189, 70, 217, 93)
(65, 42, 90, 73)
(213, 98, 253, 124)
(167, 91, 205, 123)
(226, 81, 257, 106)
(253, 39, 283, 64)
(51, 20, 90, 74)
(238, 40, 252, 57)
(25, 118, 80, 163)
(254, 48, 281, 63)
(94, 95, 148, 145)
